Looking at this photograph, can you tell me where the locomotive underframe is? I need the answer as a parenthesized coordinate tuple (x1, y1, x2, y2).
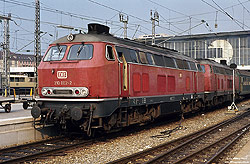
(33, 93, 208, 135)
(32, 90, 238, 136)
(204, 91, 235, 107)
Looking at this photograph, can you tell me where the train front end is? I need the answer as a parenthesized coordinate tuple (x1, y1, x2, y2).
(31, 24, 119, 136)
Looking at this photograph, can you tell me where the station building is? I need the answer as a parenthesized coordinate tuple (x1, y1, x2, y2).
(137, 30, 250, 70)
(0, 51, 35, 69)
(0, 51, 35, 88)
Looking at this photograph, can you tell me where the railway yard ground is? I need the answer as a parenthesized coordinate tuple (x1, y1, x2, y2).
(2, 100, 250, 163)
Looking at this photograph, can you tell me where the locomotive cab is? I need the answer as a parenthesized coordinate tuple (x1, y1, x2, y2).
(32, 24, 121, 135)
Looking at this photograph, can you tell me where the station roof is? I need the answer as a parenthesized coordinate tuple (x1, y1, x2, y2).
(154, 30, 250, 42)
(0, 51, 34, 61)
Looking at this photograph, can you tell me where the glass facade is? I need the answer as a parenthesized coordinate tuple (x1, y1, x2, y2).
(138, 31, 250, 69)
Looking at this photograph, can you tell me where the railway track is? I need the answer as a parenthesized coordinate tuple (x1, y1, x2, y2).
(0, 136, 94, 164)
(0, 113, 182, 164)
(108, 109, 250, 164)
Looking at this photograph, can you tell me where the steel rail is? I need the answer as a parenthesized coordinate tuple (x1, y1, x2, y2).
(205, 125, 250, 163)
(170, 123, 250, 164)
(108, 110, 250, 164)
(0, 136, 94, 164)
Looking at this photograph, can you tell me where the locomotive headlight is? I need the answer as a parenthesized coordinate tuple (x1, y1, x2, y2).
(47, 89, 52, 95)
(41, 88, 47, 96)
(81, 87, 89, 97)
(75, 89, 80, 95)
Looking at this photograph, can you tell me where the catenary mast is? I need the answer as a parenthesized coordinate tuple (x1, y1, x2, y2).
(0, 14, 11, 96)
(34, 0, 41, 96)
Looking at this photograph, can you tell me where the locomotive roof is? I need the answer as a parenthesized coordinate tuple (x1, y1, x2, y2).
(197, 59, 232, 69)
(52, 30, 196, 62)
(238, 70, 250, 76)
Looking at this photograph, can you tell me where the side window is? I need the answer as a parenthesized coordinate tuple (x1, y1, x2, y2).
(164, 56, 176, 68)
(146, 53, 154, 65)
(139, 51, 148, 64)
(189, 62, 197, 71)
(176, 59, 185, 69)
(183, 60, 190, 70)
(201, 65, 206, 72)
(153, 54, 165, 67)
(130, 49, 139, 63)
(217, 67, 222, 74)
(10, 77, 14, 82)
(116, 46, 131, 62)
(213, 66, 218, 74)
(220, 68, 226, 75)
(106, 45, 115, 60)
(209, 65, 213, 73)
(225, 69, 232, 75)
(20, 77, 25, 82)
(123, 49, 131, 62)
(197, 64, 203, 72)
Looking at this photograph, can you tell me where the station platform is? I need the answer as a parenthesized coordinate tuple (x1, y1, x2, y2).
(0, 103, 59, 148)
(0, 103, 31, 119)
(0, 96, 15, 102)
(230, 140, 250, 163)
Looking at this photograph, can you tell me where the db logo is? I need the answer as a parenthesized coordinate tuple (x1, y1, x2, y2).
(57, 71, 67, 79)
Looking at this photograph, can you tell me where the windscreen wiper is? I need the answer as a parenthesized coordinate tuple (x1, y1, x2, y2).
(77, 42, 85, 56)
(56, 44, 63, 57)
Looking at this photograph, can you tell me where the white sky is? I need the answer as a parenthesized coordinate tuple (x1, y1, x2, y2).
(0, 0, 250, 54)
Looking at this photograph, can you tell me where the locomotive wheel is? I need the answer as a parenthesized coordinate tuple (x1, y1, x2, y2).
(23, 101, 29, 110)
(4, 104, 11, 113)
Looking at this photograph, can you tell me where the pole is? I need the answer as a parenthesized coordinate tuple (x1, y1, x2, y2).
(150, 10, 159, 45)
(0, 14, 11, 97)
(34, 0, 41, 97)
(228, 63, 238, 112)
(233, 69, 235, 103)
(119, 13, 128, 39)
(152, 15, 155, 45)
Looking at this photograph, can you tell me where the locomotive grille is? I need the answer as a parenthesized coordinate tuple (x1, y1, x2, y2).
(53, 89, 73, 95)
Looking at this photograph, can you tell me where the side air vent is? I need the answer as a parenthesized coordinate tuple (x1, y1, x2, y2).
(88, 23, 110, 34)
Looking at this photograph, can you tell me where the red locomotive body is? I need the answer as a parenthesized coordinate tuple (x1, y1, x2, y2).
(199, 59, 239, 107)
(31, 24, 241, 136)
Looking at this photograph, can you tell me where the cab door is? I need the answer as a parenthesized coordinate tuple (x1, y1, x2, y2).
(118, 51, 129, 97)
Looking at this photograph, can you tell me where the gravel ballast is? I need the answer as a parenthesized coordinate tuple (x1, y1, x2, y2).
(32, 100, 250, 164)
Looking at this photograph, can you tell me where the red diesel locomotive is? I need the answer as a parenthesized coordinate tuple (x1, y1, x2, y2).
(31, 23, 242, 136)
(198, 59, 239, 107)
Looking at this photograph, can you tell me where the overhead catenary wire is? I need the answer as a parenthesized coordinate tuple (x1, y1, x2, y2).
(201, 0, 250, 30)
(158, 13, 184, 33)
(211, 0, 245, 29)
(1, 0, 151, 39)
(238, 0, 250, 16)
(15, 32, 48, 53)
(168, 0, 250, 21)
(87, 0, 151, 24)
(87, 0, 184, 36)
(1, 0, 250, 48)
(0, 0, 125, 30)
(157, 20, 206, 46)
